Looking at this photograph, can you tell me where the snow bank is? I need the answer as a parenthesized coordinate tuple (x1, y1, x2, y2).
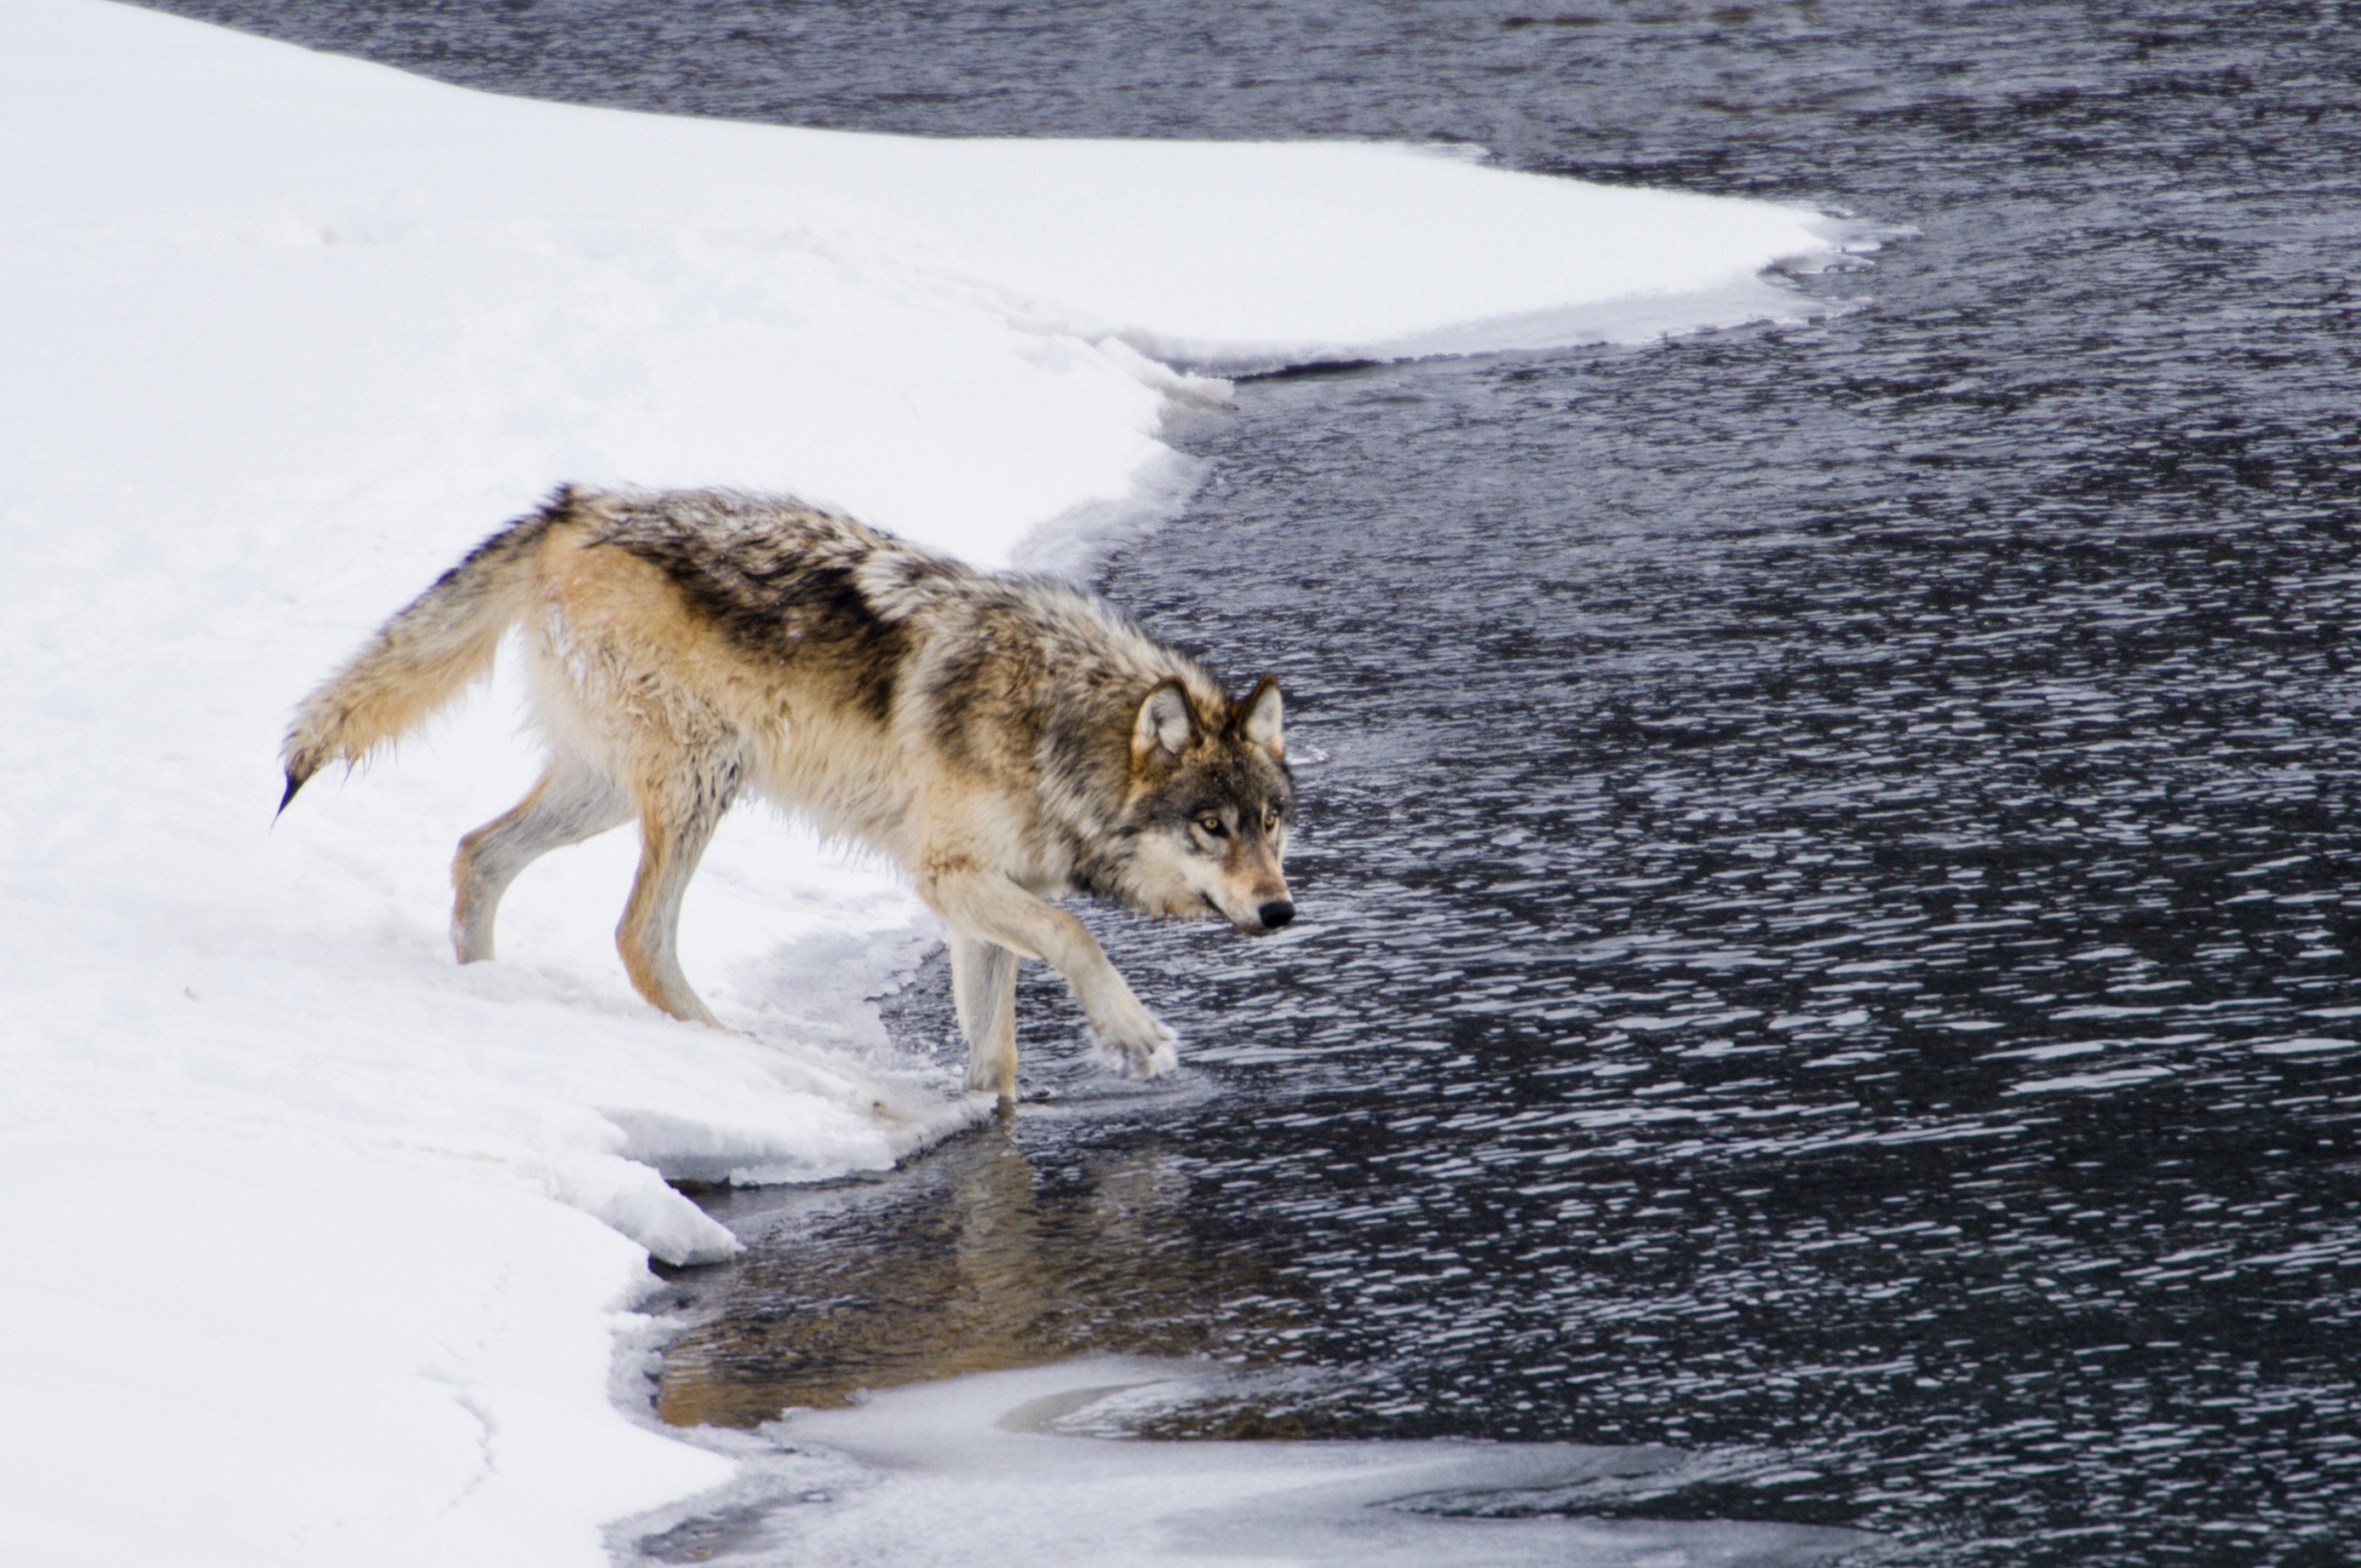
(0, 2, 1853, 1563)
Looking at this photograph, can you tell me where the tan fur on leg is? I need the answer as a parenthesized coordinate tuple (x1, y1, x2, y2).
(616, 795, 727, 1028)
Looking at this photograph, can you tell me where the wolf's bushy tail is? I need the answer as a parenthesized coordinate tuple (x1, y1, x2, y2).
(279, 492, 568, 812)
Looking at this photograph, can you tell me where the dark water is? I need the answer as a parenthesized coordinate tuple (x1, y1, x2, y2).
(148, 2, 2361, 1562)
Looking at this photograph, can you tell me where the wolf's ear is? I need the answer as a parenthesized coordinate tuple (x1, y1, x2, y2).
(1237, 674, 1284, 760)
(1132, 679, 1196, 770)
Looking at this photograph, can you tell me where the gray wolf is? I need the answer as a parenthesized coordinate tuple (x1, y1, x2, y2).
(280, 486, 1295, 1099)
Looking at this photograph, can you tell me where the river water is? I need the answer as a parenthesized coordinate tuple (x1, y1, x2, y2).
(148, 2, 2361, 1562)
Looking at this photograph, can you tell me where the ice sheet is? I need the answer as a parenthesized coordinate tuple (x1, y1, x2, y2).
(621, 1360, 1879, 1567)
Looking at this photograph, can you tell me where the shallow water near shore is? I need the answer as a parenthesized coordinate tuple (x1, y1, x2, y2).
(143, 1, 2361, 1562)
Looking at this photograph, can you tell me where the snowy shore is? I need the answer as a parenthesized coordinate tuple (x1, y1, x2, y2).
(0, 2, 1849, 1561)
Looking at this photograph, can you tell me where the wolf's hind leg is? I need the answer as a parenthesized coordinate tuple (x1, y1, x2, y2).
(453, 755, 632, 964)
(949, 931, 1019, 1099)
(615, 776, 734, 1028)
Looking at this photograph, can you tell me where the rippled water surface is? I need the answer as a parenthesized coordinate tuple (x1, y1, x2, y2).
(150, 1, 2361, 1561)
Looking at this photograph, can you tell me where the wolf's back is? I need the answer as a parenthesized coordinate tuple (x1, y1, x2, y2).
(279, 494, 565, 810)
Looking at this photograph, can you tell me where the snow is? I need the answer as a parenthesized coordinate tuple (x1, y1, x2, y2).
(0, 1, 1854, 1563)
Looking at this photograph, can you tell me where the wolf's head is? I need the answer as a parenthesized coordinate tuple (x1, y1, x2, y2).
(1120, 674, 1296, 934)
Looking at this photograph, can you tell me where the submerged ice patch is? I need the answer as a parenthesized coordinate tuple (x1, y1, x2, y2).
(623, 1359, 1878, 1568)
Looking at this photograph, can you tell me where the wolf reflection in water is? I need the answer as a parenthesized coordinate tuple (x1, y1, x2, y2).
(655, 1128, 1303, 1429)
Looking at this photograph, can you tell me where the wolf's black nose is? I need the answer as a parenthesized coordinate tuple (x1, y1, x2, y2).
(1258, 899, 1296, 930)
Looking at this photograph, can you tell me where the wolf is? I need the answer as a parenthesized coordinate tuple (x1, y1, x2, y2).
(280, 486, 1295, 1099)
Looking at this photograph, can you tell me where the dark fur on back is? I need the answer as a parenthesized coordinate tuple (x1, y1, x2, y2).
(565, 488, 918, 722)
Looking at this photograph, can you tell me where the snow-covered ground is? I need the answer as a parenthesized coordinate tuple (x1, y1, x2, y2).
(0, 2, 1853, 1562)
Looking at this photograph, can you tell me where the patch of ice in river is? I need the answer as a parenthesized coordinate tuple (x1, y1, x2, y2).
(623, 1359, 1880, 1568)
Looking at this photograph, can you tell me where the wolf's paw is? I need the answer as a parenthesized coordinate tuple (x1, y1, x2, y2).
(1086, 998, 1179, 1078)
(1091, 1032, 1181, 1081)
(1132, 1034, 1180, 1079)
(963, 1055, 1016, 1098)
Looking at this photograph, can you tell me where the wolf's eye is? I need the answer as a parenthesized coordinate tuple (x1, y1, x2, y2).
(1265, 805, 1283, 830)
(1196, 814, 1228, 838)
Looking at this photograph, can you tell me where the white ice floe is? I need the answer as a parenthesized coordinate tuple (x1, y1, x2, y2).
(0, 2, 1856, 1563)
(624, 1360, 1876, 1567)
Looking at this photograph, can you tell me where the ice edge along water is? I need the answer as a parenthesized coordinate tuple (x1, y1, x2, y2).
(0, 2, 1863, 1564)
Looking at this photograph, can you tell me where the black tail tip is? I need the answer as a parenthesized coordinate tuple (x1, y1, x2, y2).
(276, 768, 308, 819)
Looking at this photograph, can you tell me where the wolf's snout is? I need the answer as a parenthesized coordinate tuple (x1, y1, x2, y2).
(1256, 898, 1296, 931)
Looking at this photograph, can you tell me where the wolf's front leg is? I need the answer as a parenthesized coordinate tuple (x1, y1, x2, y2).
(949, 930, 1019, 1099)
(923, 869, 1177, 1081)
